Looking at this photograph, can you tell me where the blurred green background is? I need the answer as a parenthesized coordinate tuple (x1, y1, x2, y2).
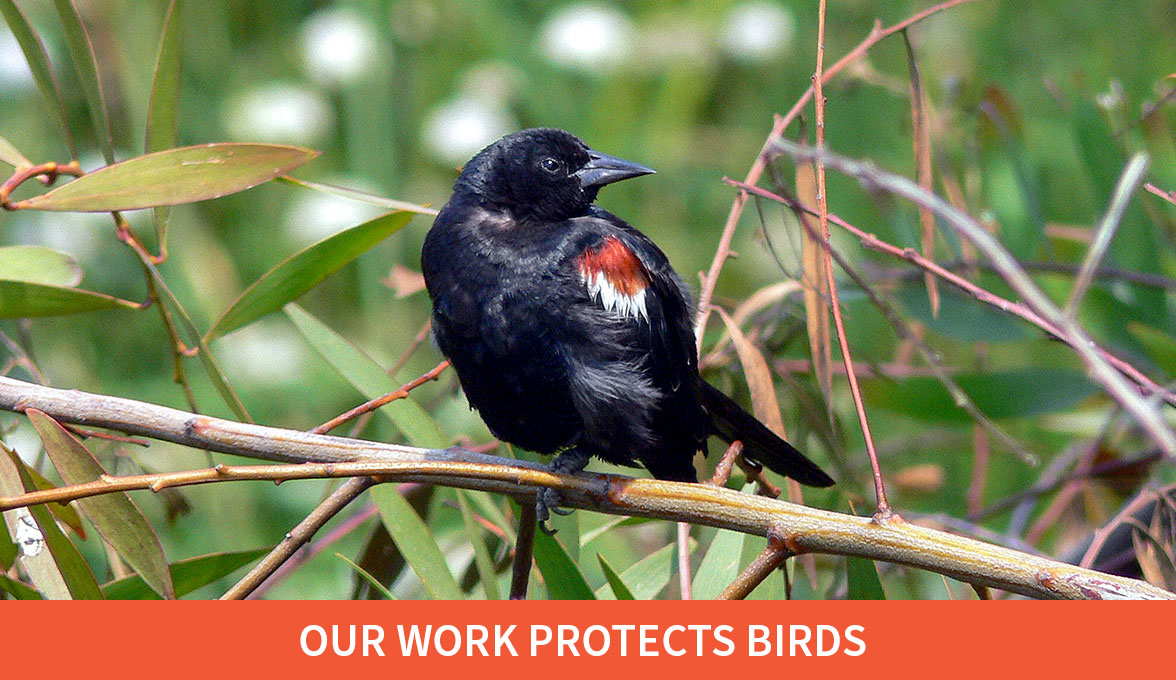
(2, 0, 1175, 599)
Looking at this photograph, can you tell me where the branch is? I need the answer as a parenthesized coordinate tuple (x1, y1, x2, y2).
(0, 376, 1169, 599)
(767, 141, 1176, 460)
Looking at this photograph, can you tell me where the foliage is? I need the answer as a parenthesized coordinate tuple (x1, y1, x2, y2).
(0, 0, 1174, 599)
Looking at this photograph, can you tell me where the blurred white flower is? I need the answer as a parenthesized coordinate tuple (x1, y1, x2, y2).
(641, 18, 712, 68)
(300, 7, 383, 87)
(223, 83, 334, 146)
(422, 96, 517, 166)
(218, 318, 311, 388)
(284, 177, 387, 245)
(539, 4, 635, 72)
(721, 1, 796, 63)
(0, 30, 35, 94)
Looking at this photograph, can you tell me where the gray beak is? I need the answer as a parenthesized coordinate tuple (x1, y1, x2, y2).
(574, 150, 656, 188)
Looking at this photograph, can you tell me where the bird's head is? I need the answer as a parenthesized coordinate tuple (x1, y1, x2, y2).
(454, 128, 654, 222)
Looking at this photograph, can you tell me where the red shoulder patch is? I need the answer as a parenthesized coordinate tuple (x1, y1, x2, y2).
(577, 236, 649, 296)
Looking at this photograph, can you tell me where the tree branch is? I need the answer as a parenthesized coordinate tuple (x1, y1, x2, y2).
(0, 376, 1169, 599)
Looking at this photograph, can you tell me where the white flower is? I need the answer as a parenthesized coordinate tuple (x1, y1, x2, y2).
(539, 4, 635, 72)
(721, 1, 796, 63)
(300, 7, 383, 87)
(223, 83, 334, 146)
(422, 97, 517, 166)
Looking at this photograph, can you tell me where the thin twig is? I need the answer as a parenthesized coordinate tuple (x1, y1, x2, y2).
(1144, 182, 1176, 207)
(718, 532, 792, 599)
(312, 360, 449, 435)
(510, 504, 537, 599)
(677, 521, 693, 599)
(812, 0, 890, 519)
(692, 0, 982, 351)
(768, 140, 1176, 459)
(221, 476, 376, 599)
(1064, 154, 1150, 316)
(726, 177, 1176, 410)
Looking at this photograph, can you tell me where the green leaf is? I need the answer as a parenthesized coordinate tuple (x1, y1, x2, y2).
(456, 490, 501, 600)
(0, 279, 138, 318)
(207, 211, 413, 341)
(102, 547, 271, 599)
(284, 304, 448, 448)
(0, 445, 103, 599)
(861, 367, 1098, 423)
(1128, 321, 1176, 378)
(692, 529, 745, 599)
(29, 409, 175, 599)
(0, 0, 76, 157)
(580, 515, 653, 547)
(0, 246, 83, 287)
(846, 557, 886, 600)
(596, 553, 635, 600)
(52, 0, 114, 163)
(532, 528, 596, 600)
(139, 259, 251, 421)
(145, 0, 184, 252)
(278, 176, 438, 215)
(335, 552, 397, 600)
(0, 134, 33, 169)
(21, 461, 86, 538)
(371, 485, 462, 599)
(0, 571, 43, 599)
(17, 143, 320, 212)
(897, 284, 1029, 342)
(595, 541, 687, 600)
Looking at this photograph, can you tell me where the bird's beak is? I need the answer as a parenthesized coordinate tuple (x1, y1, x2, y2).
(574, 150, 656, 188)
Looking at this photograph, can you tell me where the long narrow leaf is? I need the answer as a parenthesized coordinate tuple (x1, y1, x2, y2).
(0, 279, 138, 318)
(278, 176, 438, 215)
(140, 260, 251, 421)
(145, 0, 184, 252)
(336, 552, 397, 600)
(532, 529, 596, 600)
(284, 304, 447, 448)
(102, 547, 270, 599)
(594, 541, 685, 600)
(206, 211, 413, 341)
(0, 571, 42, 599)
(0, 246, 83, 286)
(17, 143, 320, 212)
(371, 485, 462, 599)
(52, 0, 114, 163)
(795, 162, 833, 413)
(0, 446, 103, 599)
(29, 410, 175, 599)
(456, 490, 501, 600)
(0, 0, 76, 156)
(596, 553, 635, 600)
(0, 134, 33, 168)
(902, 30, 939, 317)
(846, 556, 886, 600)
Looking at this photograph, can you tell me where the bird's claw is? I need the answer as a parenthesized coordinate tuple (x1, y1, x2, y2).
(535, 487, 569, 533)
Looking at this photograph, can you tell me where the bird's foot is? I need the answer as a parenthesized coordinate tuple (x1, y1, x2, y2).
(536, 448, 592, 532)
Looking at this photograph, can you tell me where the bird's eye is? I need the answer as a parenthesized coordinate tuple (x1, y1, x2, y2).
(540, 157, 562, 174)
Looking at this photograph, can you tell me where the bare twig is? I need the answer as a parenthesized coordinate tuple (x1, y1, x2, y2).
(719, 532, 792, 600)
(1064, 154, 1150, 316)
(762, 142, 1176, 450)
(510, 504, 537, 599)
(677, 521, 693, 599)
(221, 476, 376, 599)
(312, 360, 449, 435)
(692, 0, 983, 351)
(726, 177, 1176, 410)
(1144, 182, 1176, 207)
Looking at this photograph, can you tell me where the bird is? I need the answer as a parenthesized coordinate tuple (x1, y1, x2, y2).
(421, 128, 834, 521)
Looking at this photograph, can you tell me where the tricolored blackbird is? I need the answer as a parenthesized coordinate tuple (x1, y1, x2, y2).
(422, 128, 833, 520)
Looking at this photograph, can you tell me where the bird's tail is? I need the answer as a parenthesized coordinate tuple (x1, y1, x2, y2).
(700, 382, 835, 487)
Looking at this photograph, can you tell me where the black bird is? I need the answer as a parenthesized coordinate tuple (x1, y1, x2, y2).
(421, 128, 833, 520)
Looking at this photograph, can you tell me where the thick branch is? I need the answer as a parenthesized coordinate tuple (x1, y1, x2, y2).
(0, 376, 1170, 599)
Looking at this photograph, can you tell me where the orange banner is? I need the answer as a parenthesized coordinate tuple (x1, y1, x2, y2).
(4, 601, 1165, 678)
